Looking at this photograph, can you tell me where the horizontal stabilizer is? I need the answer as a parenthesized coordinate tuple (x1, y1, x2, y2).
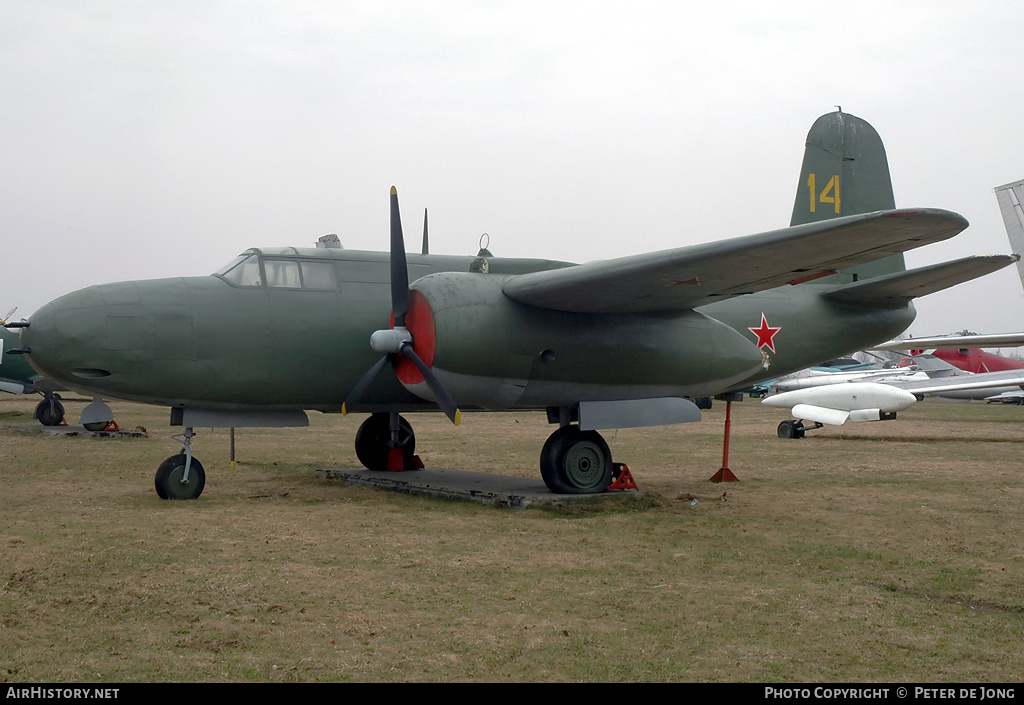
(503, 209, 968, 313)
(822, 255, 1019, 307)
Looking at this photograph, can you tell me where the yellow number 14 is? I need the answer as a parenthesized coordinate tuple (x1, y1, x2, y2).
(807, 173, 840, 214)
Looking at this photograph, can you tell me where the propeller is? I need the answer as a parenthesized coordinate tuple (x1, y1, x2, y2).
(421, 208, 429, 255)
(343, 187, 461, 425)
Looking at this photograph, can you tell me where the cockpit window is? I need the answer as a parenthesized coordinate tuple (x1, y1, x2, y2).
(301, 261, 337, 290)
(264, 259, 301, 288)
(217, 255, 263, 287)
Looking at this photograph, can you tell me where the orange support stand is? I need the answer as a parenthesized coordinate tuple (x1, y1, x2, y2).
(709, 399, 739, 483)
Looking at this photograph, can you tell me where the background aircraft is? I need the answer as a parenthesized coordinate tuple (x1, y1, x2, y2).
(14, 111, 1017, 499)
(1, 323, 67, 425)
(769, 350, 1024, 438)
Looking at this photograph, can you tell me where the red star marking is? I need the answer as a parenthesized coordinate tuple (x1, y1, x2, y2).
(748, 313, 782, 353)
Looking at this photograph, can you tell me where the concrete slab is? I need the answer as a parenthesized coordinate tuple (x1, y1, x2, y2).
(317, 466, 649, 509)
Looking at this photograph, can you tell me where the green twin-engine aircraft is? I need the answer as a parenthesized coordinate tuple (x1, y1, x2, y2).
(13, 111, 1016, 499)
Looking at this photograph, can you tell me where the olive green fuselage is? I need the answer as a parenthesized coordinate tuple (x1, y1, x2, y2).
(22, 247, 914, 413)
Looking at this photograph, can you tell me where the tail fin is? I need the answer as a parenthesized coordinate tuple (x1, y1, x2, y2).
(792, 110, 904, 280)
(994, 178, 1024, 288)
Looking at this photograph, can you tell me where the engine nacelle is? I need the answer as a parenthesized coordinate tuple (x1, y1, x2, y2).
(404, 272, 765, 410)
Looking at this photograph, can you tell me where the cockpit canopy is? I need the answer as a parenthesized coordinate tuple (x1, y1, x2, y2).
(214, 249, 338, 290)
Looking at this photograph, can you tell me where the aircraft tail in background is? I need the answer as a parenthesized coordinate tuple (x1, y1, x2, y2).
(994, 178, 1024, 288)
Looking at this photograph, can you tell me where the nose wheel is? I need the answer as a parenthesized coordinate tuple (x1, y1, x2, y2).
(154, 428, 206, 500)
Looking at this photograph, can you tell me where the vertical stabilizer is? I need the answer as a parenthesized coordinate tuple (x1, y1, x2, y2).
(994, 178, 1024, 289)
(792, 110, 904, 279)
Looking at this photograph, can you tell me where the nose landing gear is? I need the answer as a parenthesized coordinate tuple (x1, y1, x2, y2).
(154, 427, 206, 500)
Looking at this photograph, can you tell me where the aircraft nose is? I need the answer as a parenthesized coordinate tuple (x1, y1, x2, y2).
(22, 286, 115, 383)
(21, 279, 193, 394)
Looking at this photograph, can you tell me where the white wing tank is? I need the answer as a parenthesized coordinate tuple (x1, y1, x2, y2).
(761, 382, 917, 425)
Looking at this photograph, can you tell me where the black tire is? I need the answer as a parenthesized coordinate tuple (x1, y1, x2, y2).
(154, 453, 206, 500)
(778, 420, 807, 439)
(34, 398, 65, 426)
(540, 425, 613, 494)
(355, 413, 415, 472)
(83, 422, 108, 432)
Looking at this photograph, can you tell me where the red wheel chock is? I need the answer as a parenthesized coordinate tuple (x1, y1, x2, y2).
(387, 450, 424, 472)
(608, 463, 639, 491)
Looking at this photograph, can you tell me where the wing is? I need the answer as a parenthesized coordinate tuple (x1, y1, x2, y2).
(872, 332, 1024, 351)
(502, 209, 968, 313)
(885, 369, 1024, 396)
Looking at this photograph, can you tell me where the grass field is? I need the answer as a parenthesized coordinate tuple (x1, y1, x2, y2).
(1, 395, 1022, 682)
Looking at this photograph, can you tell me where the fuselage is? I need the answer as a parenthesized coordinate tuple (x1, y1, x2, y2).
(21, 246, 916, 413)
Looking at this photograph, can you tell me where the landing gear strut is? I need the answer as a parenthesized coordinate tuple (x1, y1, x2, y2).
(540, 424, 613, 494)
(154, 427, 206, 500)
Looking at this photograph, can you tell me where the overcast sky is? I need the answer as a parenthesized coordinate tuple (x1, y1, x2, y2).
(3, 1, 1024, 342)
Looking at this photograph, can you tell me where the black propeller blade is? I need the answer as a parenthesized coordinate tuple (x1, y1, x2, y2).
(390, 186, 410, 327)
(398, 341, 461, 425)
(342, 355, 390, 416)
(343, 187, 461, 426)
(422, 208, 429, 255)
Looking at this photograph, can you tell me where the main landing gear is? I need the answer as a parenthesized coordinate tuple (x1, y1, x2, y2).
(540, 425, 614, 494)
(351, 412, 616, 495)
(154, 427, 206, 500)
(355, 413, 421, 472)
(777, 419, 823, 439)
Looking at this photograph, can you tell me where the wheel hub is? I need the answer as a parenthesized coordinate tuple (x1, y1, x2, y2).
(563, 440, 606, 489)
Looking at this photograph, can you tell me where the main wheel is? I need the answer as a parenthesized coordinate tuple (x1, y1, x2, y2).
(34, 397, 65, 426)
(540, 425, 613, 494)
(777, 420, 805, 439)
(355, 413, 415, 471)
(154, 453, 206, 500)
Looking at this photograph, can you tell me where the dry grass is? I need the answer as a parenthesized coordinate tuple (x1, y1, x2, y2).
(1, 395, 1022, 682)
